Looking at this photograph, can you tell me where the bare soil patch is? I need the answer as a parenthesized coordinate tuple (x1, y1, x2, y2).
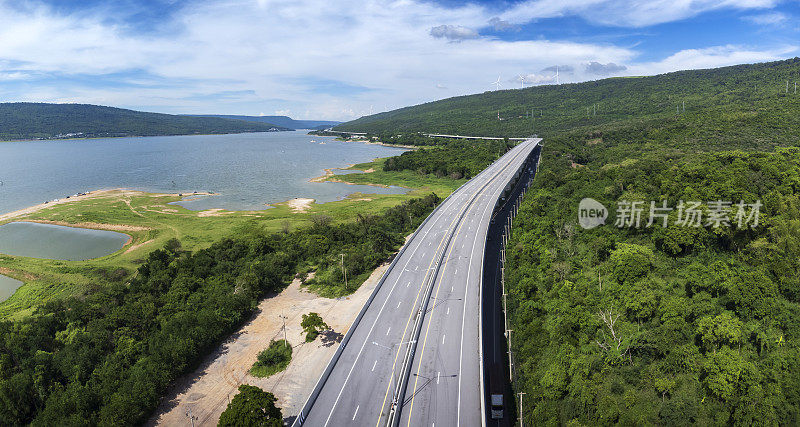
(148, 262, 391, 426)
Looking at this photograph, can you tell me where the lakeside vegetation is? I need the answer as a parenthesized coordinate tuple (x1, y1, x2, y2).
(383, 139, 514, 179)
(0, 103, 290, 141)
(0, 168, 460, 318)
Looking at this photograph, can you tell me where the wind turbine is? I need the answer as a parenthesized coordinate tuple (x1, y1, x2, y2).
(492, 75, 502, 91)
(518, 74, 525, 89)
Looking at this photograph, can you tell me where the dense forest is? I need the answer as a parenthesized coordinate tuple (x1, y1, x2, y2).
(0, 103, 289, 141)
(0, 194, 440, 425)
(506, 137, 800, 424)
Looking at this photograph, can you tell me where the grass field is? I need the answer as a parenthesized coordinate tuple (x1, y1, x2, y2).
(0, 162, 462, 318)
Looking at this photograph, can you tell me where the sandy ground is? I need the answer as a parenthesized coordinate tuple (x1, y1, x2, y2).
(285, 198, 315, 213)
(308, 167, 394, 189)
(149, 262, 392, 426)
(197, 208, 235, 217)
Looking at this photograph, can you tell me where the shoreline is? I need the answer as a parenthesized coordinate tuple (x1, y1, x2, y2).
(0, 189, 215, 224)
(0, 129, 293, 144)
(308, 166, 392, 188)
(0, 144, 407, 232)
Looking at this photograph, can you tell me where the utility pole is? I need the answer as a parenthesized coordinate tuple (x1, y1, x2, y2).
(507, 329, 513, 381)
(185, 408, 197, 427)
(279, 314, 288, 347)
(518, 392, 527, 427)
(340, 253, 348, 292)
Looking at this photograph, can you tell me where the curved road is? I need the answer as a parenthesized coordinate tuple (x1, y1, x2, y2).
(295, 137, 540, 426)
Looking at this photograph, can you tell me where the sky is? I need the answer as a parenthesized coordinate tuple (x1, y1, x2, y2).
(0, 0, 798, 121)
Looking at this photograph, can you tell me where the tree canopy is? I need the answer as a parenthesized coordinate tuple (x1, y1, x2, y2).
(218, 384, 282, 427)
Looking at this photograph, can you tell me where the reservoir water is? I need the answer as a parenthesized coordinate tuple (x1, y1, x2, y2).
(0, 222, 130, 261)
(0, 274, 22, 302)
(0, 131, 408, 214)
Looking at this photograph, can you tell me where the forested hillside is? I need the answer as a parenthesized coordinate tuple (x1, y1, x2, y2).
(0, 103, 289, 141)
(336, 58, 800, 139)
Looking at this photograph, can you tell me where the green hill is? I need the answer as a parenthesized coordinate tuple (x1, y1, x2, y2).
(336, 58, 800, 142)
(0, 103, 290, 141)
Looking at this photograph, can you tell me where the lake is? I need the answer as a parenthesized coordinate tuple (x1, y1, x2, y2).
(0, 274, 22, 303)
(0, 222, 130, 261)
(0, 131, 407, 214)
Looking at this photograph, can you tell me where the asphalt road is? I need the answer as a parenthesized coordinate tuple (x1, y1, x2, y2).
(297, 138, 540, 427)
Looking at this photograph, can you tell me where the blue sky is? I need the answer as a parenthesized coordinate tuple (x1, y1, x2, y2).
(0, 0, 797, 120)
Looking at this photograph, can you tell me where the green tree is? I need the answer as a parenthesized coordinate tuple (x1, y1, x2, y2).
(218, 384, 282, 427)
(301, 312, 329, 342)
(696, 312, 743, 353)
(608, 243, 654, 283)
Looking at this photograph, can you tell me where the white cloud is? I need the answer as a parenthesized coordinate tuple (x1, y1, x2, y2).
(429, 25, 479, 41)
(585, 61, 627, 75)
(742, 11, 789, 25)
(627, 44, 797, 75)
(0, 0, 793, 120)
(500, 0, 778, 27)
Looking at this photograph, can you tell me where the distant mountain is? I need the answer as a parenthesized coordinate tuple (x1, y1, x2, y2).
(0, 103, 291, 141)
(190, 115, 340, 130)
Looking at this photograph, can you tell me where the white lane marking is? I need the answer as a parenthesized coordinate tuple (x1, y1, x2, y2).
(451, 286, 454, 292)
(454, 269, 458, 275)
(407, 281, 411, 288)
(447, 307, 450, 315)
(372, 360, 377, 372)
(397, 301, 402, 309)
(437, 371, 441, 384)
(352, 405, 359, 420)
(321, 202, 449, 427)
(458, 153, 503, 426)
(442, 335, 446, 345)
(415, 265, 419, 271)
(421, 252, 426, 257)
(386, 327, 391, 336)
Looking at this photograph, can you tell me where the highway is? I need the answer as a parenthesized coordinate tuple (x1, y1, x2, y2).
(295, 137, 541, 427)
